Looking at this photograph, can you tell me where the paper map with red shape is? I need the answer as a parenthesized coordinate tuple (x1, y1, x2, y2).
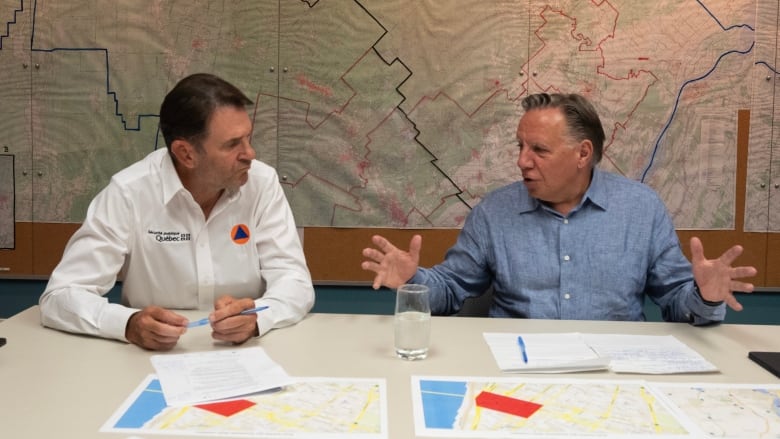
(102, 375, 387, 437)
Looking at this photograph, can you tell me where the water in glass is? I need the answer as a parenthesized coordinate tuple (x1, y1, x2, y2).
(394, 311, 431, 359)
(394, 284, 431, 360)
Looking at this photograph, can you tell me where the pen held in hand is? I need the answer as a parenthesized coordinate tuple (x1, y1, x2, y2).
(186, 305, 269, 328)
(517, 336, 529, 364)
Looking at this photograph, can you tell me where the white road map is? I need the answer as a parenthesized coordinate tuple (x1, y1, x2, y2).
(103, 375, 387, 438)
(656, 382, 780, 439)
(412, 376, 780, 438)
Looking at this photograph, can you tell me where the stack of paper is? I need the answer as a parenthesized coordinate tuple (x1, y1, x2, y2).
(150, 346, 294, 406)
(483, 332, 718, 374)
(483, 333, 610, 373)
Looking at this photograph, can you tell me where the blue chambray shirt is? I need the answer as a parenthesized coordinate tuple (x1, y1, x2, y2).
(411, 168, 725, 325)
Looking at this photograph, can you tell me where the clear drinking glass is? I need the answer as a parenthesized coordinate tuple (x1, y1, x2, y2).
(394, 284, 431, 360)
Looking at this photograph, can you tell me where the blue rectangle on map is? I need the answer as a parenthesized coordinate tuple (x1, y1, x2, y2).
(420, 379, 468, 429)
(114, 379, 166, 429)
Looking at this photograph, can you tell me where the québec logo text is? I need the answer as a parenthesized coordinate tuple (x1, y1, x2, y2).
(148, 230, 192, 243)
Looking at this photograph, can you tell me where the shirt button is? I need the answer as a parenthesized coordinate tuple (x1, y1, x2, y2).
(564, 293, 571, 300)
(563, 255, 570, 261)
(563, 219, 569, 224)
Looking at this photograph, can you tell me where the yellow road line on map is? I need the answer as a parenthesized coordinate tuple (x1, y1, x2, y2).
(255, 383, 381, 432)
(582, 385, 619, 431)
(349, 384, 380, 432)
(272, 384, 347, 429)
(469, 382, 498, 430)
(158, 406, 190, 429)
(263, 407, 301, 428)
(639, 386, 661, 433)
(506, 383, 534, 429)
(590, 385, 620, 430)
(606, 385, 618, 417)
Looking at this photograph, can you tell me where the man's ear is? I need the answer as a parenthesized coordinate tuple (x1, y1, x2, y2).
(577, 139, 593, 169)
(170, 139, 197, 169)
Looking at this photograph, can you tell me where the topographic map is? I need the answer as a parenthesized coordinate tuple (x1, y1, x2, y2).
(103, 375, 387, 438)
(1, 0, 779, 249)
(413, 377, 780, 438)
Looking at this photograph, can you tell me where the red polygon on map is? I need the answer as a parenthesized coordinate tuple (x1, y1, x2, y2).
(475, 391, 542, 418)
(195, 399, 256, 417)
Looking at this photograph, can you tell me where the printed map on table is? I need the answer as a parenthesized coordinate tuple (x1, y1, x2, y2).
(102, 375, 387, 438)
(412, 376, 693, 437)
(655, 382, 780, 439)
(412, 376, 780, 438)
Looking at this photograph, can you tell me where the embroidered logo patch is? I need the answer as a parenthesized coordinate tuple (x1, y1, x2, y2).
(231, 224, 250, 245)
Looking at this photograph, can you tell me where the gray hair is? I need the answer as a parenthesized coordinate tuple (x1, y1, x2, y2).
(521, 93, 605, 164)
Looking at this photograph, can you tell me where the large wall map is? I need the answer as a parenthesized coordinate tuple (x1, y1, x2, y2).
(1, 0, 778, 250)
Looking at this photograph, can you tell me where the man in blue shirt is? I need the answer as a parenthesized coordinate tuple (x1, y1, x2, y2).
(361, 93, 757, 324)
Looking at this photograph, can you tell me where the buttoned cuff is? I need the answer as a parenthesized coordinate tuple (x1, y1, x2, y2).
(99, 304, 141, 342)
(687, 285, 726, 325)
(255, 309, 275, 337)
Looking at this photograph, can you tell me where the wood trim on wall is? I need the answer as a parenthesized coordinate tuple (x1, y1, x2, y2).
(1, 223, 770, 286)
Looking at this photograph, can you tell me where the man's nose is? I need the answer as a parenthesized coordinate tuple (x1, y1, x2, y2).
(241, 140, 256, 161)
(517, 147, 532, 169)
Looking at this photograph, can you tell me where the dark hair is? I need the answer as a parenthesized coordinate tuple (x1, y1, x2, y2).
(159, 73, 253, 150)
(521, 93, 605, 164)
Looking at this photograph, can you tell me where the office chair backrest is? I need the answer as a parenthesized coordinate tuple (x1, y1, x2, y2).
(455, 286, 494, 317)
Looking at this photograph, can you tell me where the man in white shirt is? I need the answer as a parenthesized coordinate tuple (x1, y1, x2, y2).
(39, 73, 315, 350)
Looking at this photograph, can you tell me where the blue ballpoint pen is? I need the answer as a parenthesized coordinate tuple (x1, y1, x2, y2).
(187, 305, 269, 328)
(517, 336, 529, 364)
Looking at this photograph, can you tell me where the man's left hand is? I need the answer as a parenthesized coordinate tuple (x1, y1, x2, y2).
(690, 236, 758, 311)
(210, 296, 260, 344)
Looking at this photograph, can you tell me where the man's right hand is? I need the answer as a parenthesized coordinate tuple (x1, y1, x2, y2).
(125, 306, 188, 350)
(361, 234, 422, 289)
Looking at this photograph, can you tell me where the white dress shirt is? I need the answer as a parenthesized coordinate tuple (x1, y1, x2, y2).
(40, 148, 314, 342)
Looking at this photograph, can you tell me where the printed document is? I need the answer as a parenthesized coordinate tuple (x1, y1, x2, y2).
(150, 347, 294, 406)
(582, 334, 718, 374)
(484, 332, 717, 374)
(483, 332, 610, 373)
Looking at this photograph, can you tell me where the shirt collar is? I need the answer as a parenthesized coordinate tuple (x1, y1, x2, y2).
(159, 151, 243, 207)
(582, 167, 608, 211)
(517, 187, 539, 214)
(159, 150, 187, 205)
(517, 167, 609, 215)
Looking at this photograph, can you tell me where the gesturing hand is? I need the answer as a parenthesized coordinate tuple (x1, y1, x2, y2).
(361, 234, 422, 289)
(690, 236, 757, 311)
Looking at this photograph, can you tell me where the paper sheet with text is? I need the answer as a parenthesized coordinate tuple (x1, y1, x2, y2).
(484, 332, 717, 374)
(150, 346, 294, 406)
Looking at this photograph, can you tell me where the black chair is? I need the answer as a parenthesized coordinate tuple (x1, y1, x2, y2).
(454, 286, 494, 317)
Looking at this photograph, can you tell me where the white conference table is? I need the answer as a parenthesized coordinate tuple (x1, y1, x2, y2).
(0, 306, 778, 438)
